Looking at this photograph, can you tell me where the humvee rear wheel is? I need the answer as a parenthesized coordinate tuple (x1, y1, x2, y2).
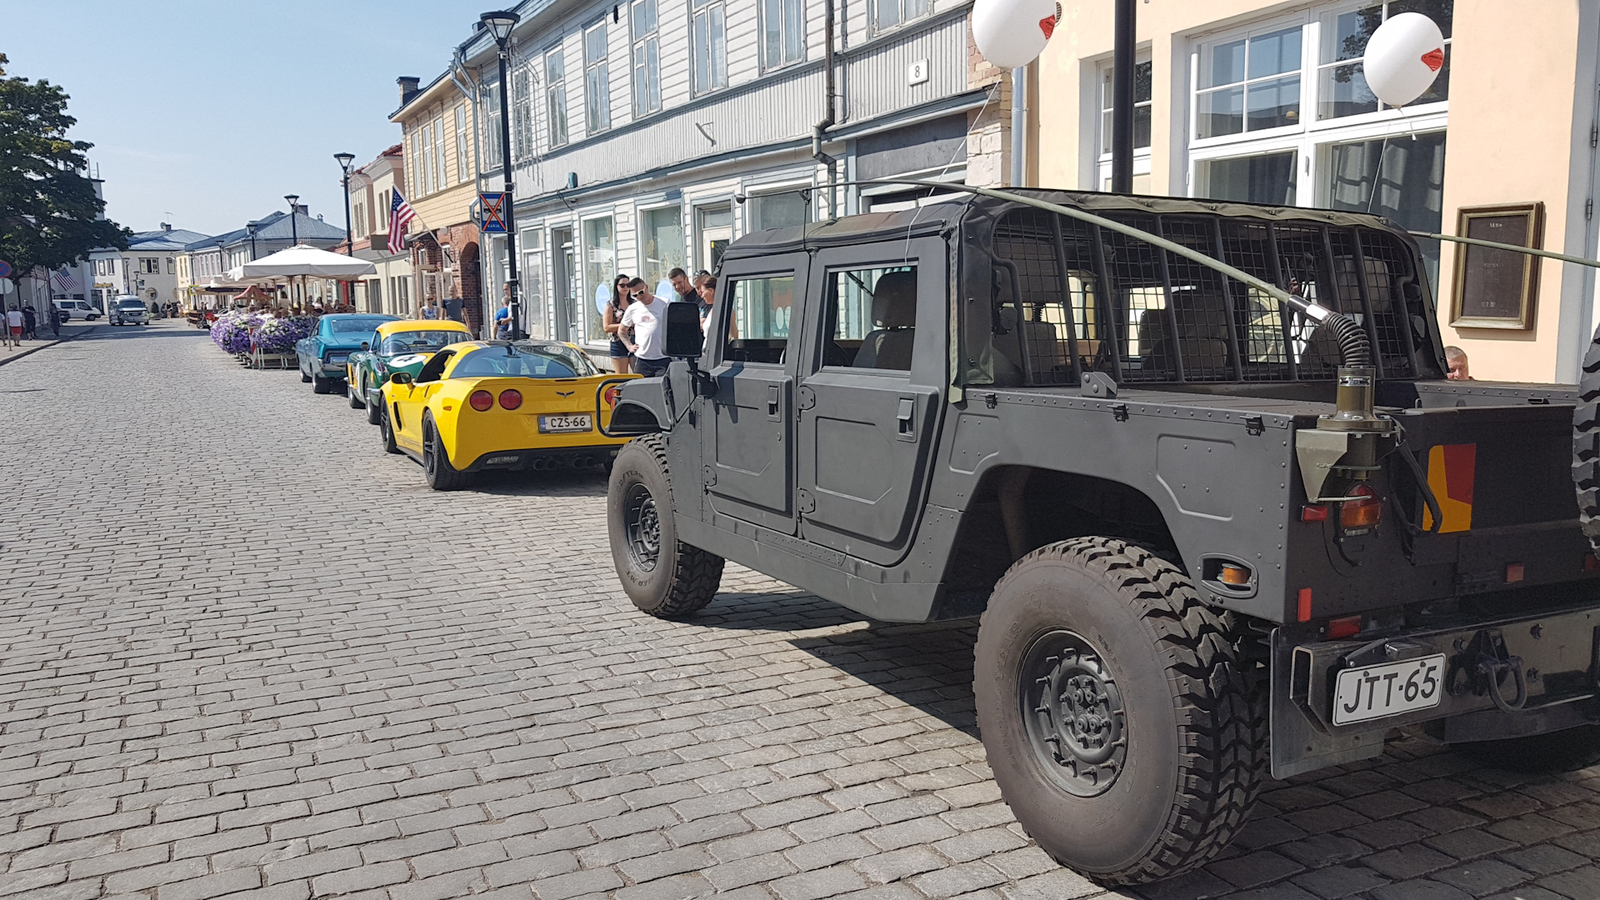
(608, 434, 723, 618)
(974, 537, 1266, 886)
(1455, 724, 1600, 773)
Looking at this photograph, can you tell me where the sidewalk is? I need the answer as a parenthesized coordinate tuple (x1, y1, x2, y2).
(0, 322, 99, 368)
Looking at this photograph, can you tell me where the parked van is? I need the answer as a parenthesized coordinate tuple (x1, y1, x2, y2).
(52, 300, 100, 321)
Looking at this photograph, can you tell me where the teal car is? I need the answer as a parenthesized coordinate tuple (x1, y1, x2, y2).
(345, 319, 474, 423)
(296, 314, 398, 394)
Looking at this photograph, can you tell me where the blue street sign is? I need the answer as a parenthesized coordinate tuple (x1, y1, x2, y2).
(480, 193, 507, 234)
(0, 260, 12, 279)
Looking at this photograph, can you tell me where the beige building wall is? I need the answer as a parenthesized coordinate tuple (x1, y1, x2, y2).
(1034, 0, 1600, 384)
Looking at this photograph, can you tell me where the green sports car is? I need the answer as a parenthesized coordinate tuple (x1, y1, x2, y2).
(344, 319, 474, 424)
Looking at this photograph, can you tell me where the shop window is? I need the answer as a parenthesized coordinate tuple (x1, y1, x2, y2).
(640, 206, 685, 289)
(582, 217, 615, 344)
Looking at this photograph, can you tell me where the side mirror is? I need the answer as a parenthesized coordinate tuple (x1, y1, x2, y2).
(360, 342, 370, 351)
(390, 372, 414, 386)
(664, 301, 704, 359)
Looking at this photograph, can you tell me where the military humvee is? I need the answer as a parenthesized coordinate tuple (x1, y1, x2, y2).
(603, 188, 1600, 885)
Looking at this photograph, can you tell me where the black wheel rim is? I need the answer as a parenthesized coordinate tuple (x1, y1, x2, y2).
(622, 481, 661, 573)
(1019, 629, 1127, 798)
(423, 428, 436, 478)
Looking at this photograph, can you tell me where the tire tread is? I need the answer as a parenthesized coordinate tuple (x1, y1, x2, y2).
(625, 434, 723, 618)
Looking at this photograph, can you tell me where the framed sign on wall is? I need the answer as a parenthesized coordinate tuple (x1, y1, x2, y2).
(1449, 202, 1544, 330)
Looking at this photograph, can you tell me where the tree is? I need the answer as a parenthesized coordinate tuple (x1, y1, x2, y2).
(0, 53, 128, 296)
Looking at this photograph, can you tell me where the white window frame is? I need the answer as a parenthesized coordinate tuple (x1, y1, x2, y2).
(1094, 53, 1154, 192)
(512, 64, 535, 162)
(761, 0, 806, 72)
(869, 0, 930, 36)
(584, 21, 612, 134)
(691, 0, 727, 96)
(1185, 2, 1451, 209)
(455, 105, 469, 182)
(632, 0, 661, 117)
(434, 114, 448, 189)
(421, 122, 435, 195)
(546, 48, 570, 149)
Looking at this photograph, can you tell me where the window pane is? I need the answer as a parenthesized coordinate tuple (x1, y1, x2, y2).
(1245, 74, 1299, 130)
(1413, 42, 1450, 104)
(1196, 151, 1298, 205)
(693, 11, 709, 92)
(582, 218, 615, 343)
(763, 0, 781, 65)
(1325, 130, 1447, 284)
(1389, 0, 1453, 39)
(647, 39, 660, 109)
(726, 275, 795, 363)
(1134, 59, 1152, 103)
(710, 5, 726, 87)
(586, 26, 606, 61)
(547, 51, 564, 81)
(874, 0, 899, 32)
(1197, 87, 1244, 138)
(1323, 7, 1381, 62)
(1101, 109, 1113, 154)
(908, 0, 930, 18)
(751, 193, 808, 231)
(1205, 38, 1245, 88)
(784, 0, 804, 62)
(1318, 62, 1378, 119)
(1134, 104, 1151, 150)
(641, 206, 686, 287)
(1247, 27, 1301, 79)
(826, 266, 916, 371)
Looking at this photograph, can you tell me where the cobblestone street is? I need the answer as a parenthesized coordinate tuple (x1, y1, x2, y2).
(8, 322, 1600, 900)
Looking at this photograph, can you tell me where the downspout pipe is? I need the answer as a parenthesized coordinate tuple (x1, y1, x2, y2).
(1009, 65, 1027, 187)
(813, 0, 838, 219)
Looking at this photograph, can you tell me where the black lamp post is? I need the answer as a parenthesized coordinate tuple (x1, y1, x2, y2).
(215, 239, 225, 278)
(247, 221, 259, 261)
(284, 194, 299, 246)
(481, 9, 522, 339)
(334, 152, 357, 310)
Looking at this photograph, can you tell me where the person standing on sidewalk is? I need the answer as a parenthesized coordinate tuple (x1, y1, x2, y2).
(21, 305, 36, 340)
(620, 278, 671, 377)
(603, 274, 634, 374)
(5, 307, 23, 349)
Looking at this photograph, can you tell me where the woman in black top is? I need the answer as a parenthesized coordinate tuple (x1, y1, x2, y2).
(602, 273, 634, 374)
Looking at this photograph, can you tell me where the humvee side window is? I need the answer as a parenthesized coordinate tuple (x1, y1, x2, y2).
(723, 275, 794, 365)
(822, 266, 916, 372)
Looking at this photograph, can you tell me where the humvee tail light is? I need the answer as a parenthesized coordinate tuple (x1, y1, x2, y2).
(1301, 504, 1329, 522)
(469, 390, 494, 411)
(1327, 616, 1362, 640)
(1585, 554, 1599, 573)
(1340, 484, 1382, 531)
(1219, 564, 1251, 586)
(1297, 588, 1313, 622)
(1506, 563, 1525, 584)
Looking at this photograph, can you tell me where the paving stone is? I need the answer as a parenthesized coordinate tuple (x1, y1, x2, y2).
(1367, 880, 1475, 900)
(1291, 864, 1391, 899)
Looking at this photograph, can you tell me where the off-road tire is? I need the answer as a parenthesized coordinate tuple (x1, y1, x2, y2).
(380, 402, 400, 454)
(1574, 324, 1600, 554)
(1456, 724, 1600, 773)
(366, 390, 383, 425)
(608, 434, 724, 618)
(973, 537, 1267, 886)
(349, 376, 366, 409)
(422, 414, 471, 491)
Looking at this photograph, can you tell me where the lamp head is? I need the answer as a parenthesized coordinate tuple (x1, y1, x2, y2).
(333, 152, 356, 172)
(480, 10, 520, 44)
(285, 194, 299, 209)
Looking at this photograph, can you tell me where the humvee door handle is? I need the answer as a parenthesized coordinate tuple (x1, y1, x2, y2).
(767, 384, 781, 419)
(897, 397, 916, 440)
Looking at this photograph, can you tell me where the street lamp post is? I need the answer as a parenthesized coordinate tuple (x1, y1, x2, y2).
(247, 221, 259, 261)
(215, 239, 225, 279)
(481, 10, 522, 339)
(284, 194, 299, 246)
(334, 152, 357, 310)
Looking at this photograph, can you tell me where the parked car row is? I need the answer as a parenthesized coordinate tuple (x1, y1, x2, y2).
(295, 314, 636, 490)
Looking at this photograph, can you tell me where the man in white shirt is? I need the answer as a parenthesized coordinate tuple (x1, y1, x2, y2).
(620, 278, 671, 377)
(5, 307, 23, 349)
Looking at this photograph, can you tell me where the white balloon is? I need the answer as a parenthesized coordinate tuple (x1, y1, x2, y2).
(1362, 12, 1445, 107)
(972, 0, 1059, 70)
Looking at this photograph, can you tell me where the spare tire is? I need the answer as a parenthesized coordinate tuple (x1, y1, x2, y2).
(1574, 325, 1600, 554)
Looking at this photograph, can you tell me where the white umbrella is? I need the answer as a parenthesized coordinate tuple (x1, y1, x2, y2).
(240, 244, 376, 278)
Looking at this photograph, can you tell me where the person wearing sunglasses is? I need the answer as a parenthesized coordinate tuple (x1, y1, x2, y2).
(619, 278, 672, 378)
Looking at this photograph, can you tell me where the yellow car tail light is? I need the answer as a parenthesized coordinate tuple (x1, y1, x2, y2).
(469, 390, 494, 411)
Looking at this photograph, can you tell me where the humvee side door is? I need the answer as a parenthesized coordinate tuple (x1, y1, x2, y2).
(702, 254, 808, 535)
(793, 240, 944, 566)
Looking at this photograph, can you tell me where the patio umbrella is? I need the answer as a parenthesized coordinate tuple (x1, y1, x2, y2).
(239, 244, 376, 278)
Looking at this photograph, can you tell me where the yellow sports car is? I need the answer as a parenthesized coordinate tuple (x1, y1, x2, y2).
(378, 339, 637, 490)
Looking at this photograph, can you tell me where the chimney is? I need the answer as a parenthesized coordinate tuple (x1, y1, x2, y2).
(160, 222, 172, 232)
(397, 76, 421, 106)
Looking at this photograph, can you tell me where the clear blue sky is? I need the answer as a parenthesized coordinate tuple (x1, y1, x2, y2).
(4, 2, 483, 238)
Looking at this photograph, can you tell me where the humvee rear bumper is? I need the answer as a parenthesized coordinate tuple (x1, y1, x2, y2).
(1271, 605, 1600, 777)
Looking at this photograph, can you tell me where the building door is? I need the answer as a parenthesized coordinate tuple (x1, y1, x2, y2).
(697, 205, 733, 273)
(551, 226, 576, 343)
(794, 240, 943, 567)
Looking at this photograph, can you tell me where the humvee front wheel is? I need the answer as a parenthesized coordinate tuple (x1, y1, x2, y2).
(974, 537, 1266, 886)
(608, 435, 723, 618)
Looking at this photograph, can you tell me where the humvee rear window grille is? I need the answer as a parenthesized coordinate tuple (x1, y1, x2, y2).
(992, 207, 1428, 385)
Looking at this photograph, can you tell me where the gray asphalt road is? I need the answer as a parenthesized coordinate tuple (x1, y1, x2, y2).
(3, 322, 1600, 900)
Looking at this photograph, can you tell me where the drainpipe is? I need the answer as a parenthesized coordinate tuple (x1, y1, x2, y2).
(813, 0, 838, 219)
(454, 45, 490, 336)
(1010, 66, 1027, 187)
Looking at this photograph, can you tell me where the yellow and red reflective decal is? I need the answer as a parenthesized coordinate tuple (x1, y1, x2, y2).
(1421, 443, 1475, 533)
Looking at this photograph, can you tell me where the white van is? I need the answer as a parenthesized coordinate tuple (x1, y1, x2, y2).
(53, 299, 101, 321)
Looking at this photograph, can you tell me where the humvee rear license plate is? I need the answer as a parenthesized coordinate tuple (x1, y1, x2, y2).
(1331, 654, 1445, 725)
(539, 414, 592, 433)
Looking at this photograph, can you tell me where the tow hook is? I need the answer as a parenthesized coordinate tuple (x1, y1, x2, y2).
(1448, 629, 1528, 711)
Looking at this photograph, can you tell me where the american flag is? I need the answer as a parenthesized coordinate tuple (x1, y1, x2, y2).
(387, 190, 417, 255)
(51, 267, 80, 293)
